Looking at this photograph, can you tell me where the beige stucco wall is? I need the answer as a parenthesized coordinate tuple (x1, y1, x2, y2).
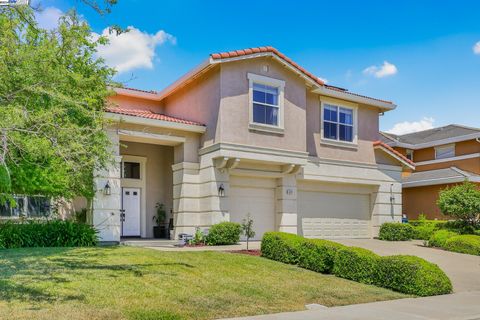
(218, 57, 307, 152)
(120, 141, 174, 238)
(109, 94, 163, 112)
(163, 67, 221, 147)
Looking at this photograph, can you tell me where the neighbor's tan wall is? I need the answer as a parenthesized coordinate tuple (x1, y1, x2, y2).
(108, 94, 163, 112)
(417, 157, 480, 173)
(218, 57, 307, 152)
(411, 139, 480, 163)
(403, 183, 462, 220)
(307, 94, 381, 163)
(120, 141, 174, 238)
(163, 67, 221, 147)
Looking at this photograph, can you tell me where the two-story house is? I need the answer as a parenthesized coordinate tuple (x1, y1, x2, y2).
(381, 125, 480, 220)
(87, 47, 414, 243)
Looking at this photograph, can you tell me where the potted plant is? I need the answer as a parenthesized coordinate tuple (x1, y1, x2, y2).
(153, 202, 167, 238)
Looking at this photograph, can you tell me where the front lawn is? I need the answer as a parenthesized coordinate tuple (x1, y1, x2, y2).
(0, 247, 407, 320)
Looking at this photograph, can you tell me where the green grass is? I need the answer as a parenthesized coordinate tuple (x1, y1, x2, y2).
(0, 246, 407, 320)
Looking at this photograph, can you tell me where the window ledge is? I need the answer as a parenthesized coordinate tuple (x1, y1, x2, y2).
(248, 123, 285, 135)
(320, 138, 358, 149)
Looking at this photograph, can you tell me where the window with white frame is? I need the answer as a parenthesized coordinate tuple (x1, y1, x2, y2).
(435, 144, 455, 160)
(323, 104, 355, 142)
(252, 83, 279, 126)
(406, 149, 414, 161)
(248, 73, 285, 130)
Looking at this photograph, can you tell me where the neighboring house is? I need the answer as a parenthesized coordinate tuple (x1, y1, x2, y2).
(85, 46, 413, 242)
(381, 125, 480, 220)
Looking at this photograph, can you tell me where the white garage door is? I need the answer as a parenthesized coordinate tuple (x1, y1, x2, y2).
(298, 188, 371, 239)
(229, 177, 275, 240)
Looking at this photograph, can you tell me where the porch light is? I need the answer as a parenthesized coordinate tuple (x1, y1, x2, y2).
(218, 184, 225, 197)
(104, 181, 111, 196)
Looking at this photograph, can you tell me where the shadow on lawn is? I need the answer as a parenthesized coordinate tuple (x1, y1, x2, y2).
(0, 246, 195, 303)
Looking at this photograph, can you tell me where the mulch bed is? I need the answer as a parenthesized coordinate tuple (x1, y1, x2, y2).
(229, 250, 261, 256)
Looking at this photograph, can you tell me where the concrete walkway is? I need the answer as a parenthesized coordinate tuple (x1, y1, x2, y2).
(222, 291, 480, 320)
(334, 239, 480, 292)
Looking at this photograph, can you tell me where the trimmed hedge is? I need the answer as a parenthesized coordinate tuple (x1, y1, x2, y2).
(428, 230, 458, 248)
(261, 232, 304, 264)
(261, 232, 452, 296)
(333, 247, 379, 284)
(376, 255, 452, 296)
(412, 223, 438, 240)
(379, 223, 414, 241)
(297, 239, 345, 273)
(0, 220, 98, 248)
(205, 222, 242, 246)
(444, 235, 480, 256)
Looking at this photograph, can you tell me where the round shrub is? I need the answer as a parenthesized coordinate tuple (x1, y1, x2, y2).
(333, 247, 380, 284)
(444, 235, 480, 256)
(260, 232, 303, 264)
(297, 239, 346, 274)
(376, 255, 452, 296)
(379, 223, 414, 241)
(428, 230, 458, 248)
(205, 222, 242, 246)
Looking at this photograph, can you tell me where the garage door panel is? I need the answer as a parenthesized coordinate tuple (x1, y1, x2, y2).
(298, 189, 371, 239)
(230, 178, 275, 240)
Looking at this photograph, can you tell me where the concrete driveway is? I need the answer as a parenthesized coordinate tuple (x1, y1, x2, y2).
(334, 239, 480, 292)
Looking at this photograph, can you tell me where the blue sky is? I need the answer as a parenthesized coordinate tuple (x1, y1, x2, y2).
(35, 0, 480, 133)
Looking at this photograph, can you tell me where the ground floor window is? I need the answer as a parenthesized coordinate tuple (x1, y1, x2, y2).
(0, 196, 51, 218)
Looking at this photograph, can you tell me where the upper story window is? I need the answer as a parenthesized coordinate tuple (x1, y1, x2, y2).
(253, 83, 279, 126)
(322, 103, 357, 143)
(406, 149, 414, 161)
(248, 73, 285, 133)
(435, 144, 455, 160)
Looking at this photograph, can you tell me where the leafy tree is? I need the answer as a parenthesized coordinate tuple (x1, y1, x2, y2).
(437, 182, 480, 226)
(0, 6, 115, 208)
(242, 214, 255, 250)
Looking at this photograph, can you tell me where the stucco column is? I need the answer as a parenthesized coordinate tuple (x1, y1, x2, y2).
(92, 129, 122, 243)
(276, 174, 298, 234)
(371, 182, 402, 236)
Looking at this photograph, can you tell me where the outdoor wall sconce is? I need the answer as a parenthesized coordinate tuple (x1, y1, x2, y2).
(104, 181, 111, 196)
(218, 184, 225, 197)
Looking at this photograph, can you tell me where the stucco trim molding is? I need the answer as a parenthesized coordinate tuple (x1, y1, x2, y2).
(415, 153, 480, 166)
(199, 142, 308, 165)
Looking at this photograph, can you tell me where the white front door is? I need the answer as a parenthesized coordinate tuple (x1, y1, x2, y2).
(122, 187, 141, 236)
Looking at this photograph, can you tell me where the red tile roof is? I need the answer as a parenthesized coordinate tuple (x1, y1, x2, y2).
(211, 46, 393, 105)
(106, 107, 204, 126)
(211, 46, 325, 86)
(373, 141, 415, 167)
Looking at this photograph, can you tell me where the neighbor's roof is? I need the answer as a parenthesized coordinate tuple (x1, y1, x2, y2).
(373, 141, 415, 169)
(105, 107, 204, 126)
(380, 124, 480, 149)
(145, 46, 395, 110)
(403, 166, 480, 188)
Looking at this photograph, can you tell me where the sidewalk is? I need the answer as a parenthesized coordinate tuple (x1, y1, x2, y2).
(222, 291, 480, 320)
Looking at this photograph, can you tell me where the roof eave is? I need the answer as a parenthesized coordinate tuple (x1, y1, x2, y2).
(312, 86, 396, 111)
(394, 133, 480, 150)
(113, 87, 162, 101)
(374, 144, 415, 170)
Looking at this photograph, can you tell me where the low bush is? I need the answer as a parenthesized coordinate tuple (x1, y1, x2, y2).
(412, 223, 438, 240)
(0, 220, 98, 248)
(443, 235, 480, 256)
(379, 223, 414, 241)
(333, 247, 380, 284)
(428, 230, 458, 248)
(261, 232, 303, 264)
(205, 222, 242, 246)
(376, 255, 452, 296)
(297, 239, 345, 273)
(442, 220, 478, 235)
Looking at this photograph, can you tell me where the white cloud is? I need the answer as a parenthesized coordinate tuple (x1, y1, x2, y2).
(35, 6, 63, 30)
(386, 117, 435, 135)
(363, 61, 398, 78)
(94, 27, 176, 73)
(317, 77, 328, 84)
(473, 41, 480, 55)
